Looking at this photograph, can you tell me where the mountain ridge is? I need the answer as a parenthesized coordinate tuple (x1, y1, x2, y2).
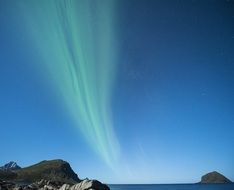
(0, 159, 80, 184)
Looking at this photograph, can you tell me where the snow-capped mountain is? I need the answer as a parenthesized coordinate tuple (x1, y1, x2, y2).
(0, 161, 21, 170)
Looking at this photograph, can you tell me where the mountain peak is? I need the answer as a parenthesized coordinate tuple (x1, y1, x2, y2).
(0, 161, 21, 171)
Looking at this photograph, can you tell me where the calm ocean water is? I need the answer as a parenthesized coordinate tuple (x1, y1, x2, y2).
(109, 184, 234, 190)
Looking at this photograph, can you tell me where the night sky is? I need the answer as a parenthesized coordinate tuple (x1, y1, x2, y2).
(0, 0, 234, 184)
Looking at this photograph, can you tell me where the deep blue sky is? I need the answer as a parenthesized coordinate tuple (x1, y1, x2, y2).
(0, 0, 234, 184)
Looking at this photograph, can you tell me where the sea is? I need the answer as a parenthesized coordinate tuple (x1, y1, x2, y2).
(109, 184, 234, 190)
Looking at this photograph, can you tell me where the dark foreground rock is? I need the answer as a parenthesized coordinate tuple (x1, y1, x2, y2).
(69, 180, 109, 190)
(200, 171, 232, 183)
(0, 179, 110, 190)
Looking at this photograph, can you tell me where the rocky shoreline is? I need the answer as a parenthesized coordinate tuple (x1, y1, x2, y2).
(0, 160, 110, 190)
(0, 179, 109, 190)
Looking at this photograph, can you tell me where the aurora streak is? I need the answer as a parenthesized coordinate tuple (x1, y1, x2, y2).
(21, 0, 120, 166)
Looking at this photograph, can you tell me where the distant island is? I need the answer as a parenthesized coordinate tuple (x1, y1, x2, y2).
(0, 159, 109, 190)
(200, 171, 232, 184)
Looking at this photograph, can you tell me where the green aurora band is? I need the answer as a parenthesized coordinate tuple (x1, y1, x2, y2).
(21, 0, 120, 167)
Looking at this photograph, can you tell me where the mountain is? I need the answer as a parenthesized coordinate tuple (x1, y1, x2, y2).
(0, 161, 21, 171)
(200, 171, 232, 183)
(0, 159, 80, 184)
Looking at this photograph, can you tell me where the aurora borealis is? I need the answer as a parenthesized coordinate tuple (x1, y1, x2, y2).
(20, 0, 120, 167)
(1, 0, 234, 184)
